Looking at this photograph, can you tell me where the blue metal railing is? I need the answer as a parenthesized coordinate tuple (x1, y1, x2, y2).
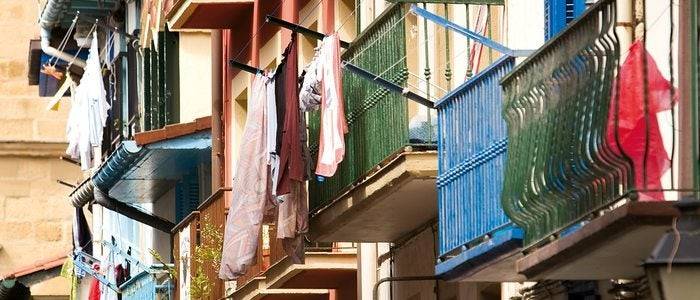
(436, 56, 515, 257)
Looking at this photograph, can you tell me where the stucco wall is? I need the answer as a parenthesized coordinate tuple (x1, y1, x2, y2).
(178, 31, 213, 123)
(0, 0, 83, 296)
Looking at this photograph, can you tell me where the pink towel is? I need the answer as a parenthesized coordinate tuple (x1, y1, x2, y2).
(315, 34, 348, 177)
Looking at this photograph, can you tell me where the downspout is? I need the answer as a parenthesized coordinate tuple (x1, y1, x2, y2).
(211, 29, 223, 190)
(373, 276, 441, 300)
(39, 0, 87, 69)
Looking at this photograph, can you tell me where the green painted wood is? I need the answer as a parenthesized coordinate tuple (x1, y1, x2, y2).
(500, 0, 630, 246)
(308, 3, 416, 212)
(143, 49, 152, 131)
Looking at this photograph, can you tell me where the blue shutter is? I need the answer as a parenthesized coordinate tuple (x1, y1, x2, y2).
(545, 0, 587, 40)
(175, 173, 200, 223)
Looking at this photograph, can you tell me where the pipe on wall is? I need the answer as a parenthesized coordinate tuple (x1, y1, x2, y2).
(373, 276, 441, 300)
(39, 0, 87, 68)
(211, 29, 223, 191)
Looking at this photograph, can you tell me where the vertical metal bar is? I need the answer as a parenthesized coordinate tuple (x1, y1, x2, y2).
(466, 4, 472, 78)
(423, 3, 432, 142)
(487, 4, 492, 64)
(444, 4, 452, 88)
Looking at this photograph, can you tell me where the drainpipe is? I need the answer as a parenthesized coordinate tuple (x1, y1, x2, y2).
(373, 276, 441, 300)
(211, 29, 223, 190)
(39, 0, 87, 69)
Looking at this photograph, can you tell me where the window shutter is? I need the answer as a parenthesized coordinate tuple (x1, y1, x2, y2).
(545, 0, 586, 40)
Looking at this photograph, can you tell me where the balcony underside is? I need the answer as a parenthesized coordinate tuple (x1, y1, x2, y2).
(231, 252, 357, 300)
(437, 227, 525, 282)
(309, 151, 437, 242)
(517, 201, 680, 280)
(168, 0, 253, 30)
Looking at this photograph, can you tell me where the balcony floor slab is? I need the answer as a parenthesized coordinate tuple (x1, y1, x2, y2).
(517, 201, 680, 280)
(309, 151, 438, 242)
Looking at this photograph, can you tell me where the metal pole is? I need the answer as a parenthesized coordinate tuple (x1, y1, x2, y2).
(211, 29, 223, 191)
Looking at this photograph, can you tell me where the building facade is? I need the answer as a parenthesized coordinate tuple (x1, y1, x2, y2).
(12, 0, 700, 299)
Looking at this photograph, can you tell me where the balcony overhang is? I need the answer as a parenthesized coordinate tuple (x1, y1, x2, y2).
(436, 226, 525, 282)
(167, 0, 253, 30)
(231, 252, 357, 300)
(516, 201, 680, 280)
(310, 149, 437, 242)
(92, 117, 212, 203)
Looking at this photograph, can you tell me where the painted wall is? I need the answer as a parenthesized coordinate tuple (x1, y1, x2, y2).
(178, 31, 213, 123)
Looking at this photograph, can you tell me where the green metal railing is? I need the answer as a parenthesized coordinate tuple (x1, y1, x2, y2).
(500, 0, 630, 246)
(308, 4, 434, 212)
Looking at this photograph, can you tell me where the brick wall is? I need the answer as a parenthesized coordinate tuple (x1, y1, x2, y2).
(0, 0, 83, 296)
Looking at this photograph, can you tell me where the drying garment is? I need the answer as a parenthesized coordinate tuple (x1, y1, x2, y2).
(65, 31, 110, 170)
(315, 34, 348, 177)
(277, 35, 306, 196)
(299, 49, 322, 112)
(606, 41, 677, 201)
(219, 75, 271, 280)
(276, 181, 309, 264)
(73, 207, 93, 255)
(88, 265, 101, 300)
(60, 257, 79, 300)
(266, 74, 281, 197)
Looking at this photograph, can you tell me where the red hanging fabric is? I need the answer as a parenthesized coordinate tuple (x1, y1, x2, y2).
(88, 265, 101, 300)
(606, 41, 677, 201)
(276, 35, 304, 196)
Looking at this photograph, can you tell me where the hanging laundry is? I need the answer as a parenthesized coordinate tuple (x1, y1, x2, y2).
(299, 49, 323, 112)
(73, 207, 93, 255)
(220, 74, 271, 280)
(606, 41, 677, 201)
(315, 34, 348, 178)
(277, 35, 306, 197)
(65, 31, 110, 170)
(276, 181, 308, 263)
(266, 73, 281, 198)
(60, 257, 79, 300)
(88, 264, 101, 300)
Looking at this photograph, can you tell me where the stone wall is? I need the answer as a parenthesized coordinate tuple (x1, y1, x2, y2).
(0, 0, 83, 296)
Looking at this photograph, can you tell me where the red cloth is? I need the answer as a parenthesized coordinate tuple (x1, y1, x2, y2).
(88, 277, 101, 300)
(606, 41, 677, 201)
(276, 35, 304, 195)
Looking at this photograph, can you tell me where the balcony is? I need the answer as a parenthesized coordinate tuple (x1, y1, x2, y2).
(173, 188, 230, 299)
(167, 0, 254, 30)
(231, 243, 356, 300)
(308, 3, 438, 242)
(172, 189, 356, 299)
(434, 56, 523, 281)
(500, 0, 681, 279)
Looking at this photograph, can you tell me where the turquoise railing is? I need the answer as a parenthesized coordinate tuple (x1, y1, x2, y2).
(500, 0, 629, 246)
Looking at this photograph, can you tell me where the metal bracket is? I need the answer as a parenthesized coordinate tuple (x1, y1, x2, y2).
(229, 59, 263, 75)
(265, 15, 351, 48)
(343, 62, 433, 108)
(409, 5, 532, 57)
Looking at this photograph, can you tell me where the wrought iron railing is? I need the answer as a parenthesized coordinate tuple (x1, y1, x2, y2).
(436, 56, 514, 257)
(308, 3, 437, 212)
(500, 0, 627, 246)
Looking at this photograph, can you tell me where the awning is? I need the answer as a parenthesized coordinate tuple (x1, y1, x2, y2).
(92, 124, 211, 204)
